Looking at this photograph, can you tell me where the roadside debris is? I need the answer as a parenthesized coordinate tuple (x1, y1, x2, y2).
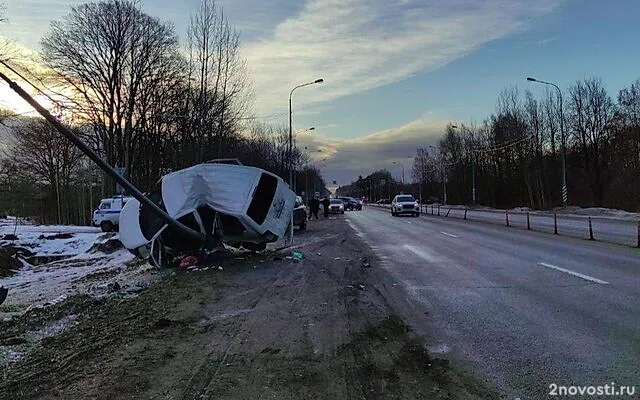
(361, 257, 371, 268)
(178, 255, 199, 271)
(2, 234, 18, 241)
(292, 251, 305, 262)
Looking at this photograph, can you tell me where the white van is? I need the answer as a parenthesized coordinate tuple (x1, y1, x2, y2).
(92, 196, 134, 232)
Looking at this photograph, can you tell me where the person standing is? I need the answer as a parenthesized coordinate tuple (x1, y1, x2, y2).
(308, 196, 320, 220)
(321, 197, 330, 218)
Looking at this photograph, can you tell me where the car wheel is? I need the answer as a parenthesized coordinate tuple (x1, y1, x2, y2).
(100, 220, 114, 232)
(299, 221, 306, 230)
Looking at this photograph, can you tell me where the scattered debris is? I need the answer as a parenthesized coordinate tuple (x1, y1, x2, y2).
(358, 284, 365, 290)
(316, 252, 321, 256)
(2, 234, 18, 241)
(361, 257, 371, 268)
(334, 257, 341, 260)
(218, 266, 223, 271)
(292, 251, 305, 262)
(273, 256, 284, 261)
(178, 255, 199, 271)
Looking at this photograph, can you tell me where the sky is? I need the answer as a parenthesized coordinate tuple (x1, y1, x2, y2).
(2, 0, 640, 189)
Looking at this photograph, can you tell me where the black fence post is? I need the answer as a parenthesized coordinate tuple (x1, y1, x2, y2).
(554, 213, 558, 235)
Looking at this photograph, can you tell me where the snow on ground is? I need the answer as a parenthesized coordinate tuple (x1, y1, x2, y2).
(0, 219, 158, 320)
(0, 219, 103, 257)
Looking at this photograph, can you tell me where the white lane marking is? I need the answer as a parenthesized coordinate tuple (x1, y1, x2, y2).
(440, 232, 457, 238)
(403, 244, 438, 262)
(538, 262, 609, 285)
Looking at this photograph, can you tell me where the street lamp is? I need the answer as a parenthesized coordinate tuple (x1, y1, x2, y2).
(527, 76, 568, 206)
(289, 78, 323, 192)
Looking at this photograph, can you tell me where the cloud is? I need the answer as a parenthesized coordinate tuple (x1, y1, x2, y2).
(243, 0, 562, 115)
(295, 117, 448, 185)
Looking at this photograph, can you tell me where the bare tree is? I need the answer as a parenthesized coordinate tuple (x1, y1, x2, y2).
(185, 0, 251, 161)
(8, 118, 84, 223)
(41, 0, 182, 192)
(567, 78, 616, 206)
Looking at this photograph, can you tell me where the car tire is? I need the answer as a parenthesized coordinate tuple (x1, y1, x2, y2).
(299, 221, 306, 231)
(100, 220, 114, 232)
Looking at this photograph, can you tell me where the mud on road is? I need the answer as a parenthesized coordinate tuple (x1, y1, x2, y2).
(0, 216, 498, 399)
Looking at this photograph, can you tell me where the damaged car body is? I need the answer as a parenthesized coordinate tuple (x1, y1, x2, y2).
(119, 162, 296, 268)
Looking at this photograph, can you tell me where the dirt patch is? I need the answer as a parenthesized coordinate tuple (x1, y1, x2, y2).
(0, 246, 27, 278)
(0, 217, 499, 400)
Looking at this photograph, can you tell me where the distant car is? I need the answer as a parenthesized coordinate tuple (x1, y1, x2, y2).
(376, 198, 390, 205)
(391, 195, 420, 217)
(329, 199, 345, 214)
(336, 196, 359, 211)
(293, 196, 307, 230)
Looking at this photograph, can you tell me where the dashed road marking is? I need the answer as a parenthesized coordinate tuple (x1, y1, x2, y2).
(538, 262, 609, 285)
(440, 232, 457, 238)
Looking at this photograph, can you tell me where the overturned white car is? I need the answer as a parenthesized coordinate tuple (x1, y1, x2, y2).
(118, 162, 296, 267)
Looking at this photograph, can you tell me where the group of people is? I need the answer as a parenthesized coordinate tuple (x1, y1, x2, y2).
(307, 196, 331, 219)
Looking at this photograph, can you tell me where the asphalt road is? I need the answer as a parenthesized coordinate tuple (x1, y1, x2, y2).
(389, 204, 639, 247)
(346, 207, 640, 399)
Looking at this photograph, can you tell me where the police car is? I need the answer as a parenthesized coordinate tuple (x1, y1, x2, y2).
(92, 196, 134, 232)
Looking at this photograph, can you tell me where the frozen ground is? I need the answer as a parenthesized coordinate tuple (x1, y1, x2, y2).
(0, 219, 158, 319)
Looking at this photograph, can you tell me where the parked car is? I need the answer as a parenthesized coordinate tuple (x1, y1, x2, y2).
(329, 199, 345, 214)
(336, 196, 359, 211)
(391, 194, 420, 217)
(92, 196, 134, 232)
(293, 196, 307, 230)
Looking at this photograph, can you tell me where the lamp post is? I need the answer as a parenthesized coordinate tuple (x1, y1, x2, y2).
(527, 77, 567, 206)
(289, 78, 323, 193)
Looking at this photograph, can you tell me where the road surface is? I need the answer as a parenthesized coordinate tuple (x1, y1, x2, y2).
(346, 207, 640, 399)
(375, 204, 639, 247)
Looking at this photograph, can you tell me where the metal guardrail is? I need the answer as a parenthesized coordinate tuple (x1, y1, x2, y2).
(367, 203, 640, 249)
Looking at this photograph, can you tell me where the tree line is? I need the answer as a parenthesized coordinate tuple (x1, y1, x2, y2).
(0, 0, 327, 224)
(413, 77, 640, 211)
(338, 77, 640, 212)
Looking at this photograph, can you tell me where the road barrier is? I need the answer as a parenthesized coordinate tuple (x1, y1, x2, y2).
(366, 203, 640, 249)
